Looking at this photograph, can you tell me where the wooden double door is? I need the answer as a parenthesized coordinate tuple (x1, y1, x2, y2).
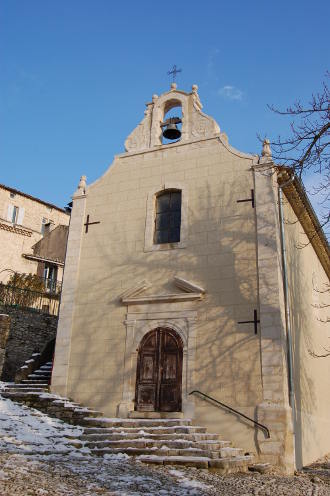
(135, 328, 183, 412)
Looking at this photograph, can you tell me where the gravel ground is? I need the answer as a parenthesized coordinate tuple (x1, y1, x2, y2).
(1, 451, 330, 496)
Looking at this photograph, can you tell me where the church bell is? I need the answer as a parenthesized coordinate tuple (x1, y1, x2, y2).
(161, 117, 182, 140)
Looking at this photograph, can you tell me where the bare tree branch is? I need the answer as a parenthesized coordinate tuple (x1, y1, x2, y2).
(266, 74, 330, 229)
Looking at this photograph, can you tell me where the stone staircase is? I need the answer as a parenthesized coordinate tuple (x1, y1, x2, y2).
(7, 360, 53, 393)
(79, 417, 253, 471)
(1, 361, 255, 473)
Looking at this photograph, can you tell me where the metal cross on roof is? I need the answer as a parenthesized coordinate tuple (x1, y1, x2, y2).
(167, 64, 182, 83)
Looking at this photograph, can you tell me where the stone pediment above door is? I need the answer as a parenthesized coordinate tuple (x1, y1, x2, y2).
(120, 277, 206, 305)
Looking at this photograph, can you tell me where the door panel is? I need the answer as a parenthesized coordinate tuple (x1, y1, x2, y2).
(163, 353, 177, 380)
(136, 335, 158, 411)
(135, 328, 182, 412)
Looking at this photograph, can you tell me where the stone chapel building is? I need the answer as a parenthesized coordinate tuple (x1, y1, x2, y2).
(52, 83, 330, 471)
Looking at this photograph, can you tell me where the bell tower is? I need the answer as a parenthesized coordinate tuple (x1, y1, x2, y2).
(124, 83, 220, 153)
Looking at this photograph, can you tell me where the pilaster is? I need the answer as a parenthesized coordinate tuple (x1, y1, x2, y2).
(253, 160, 295, 472)
(51, 178, 87, 396)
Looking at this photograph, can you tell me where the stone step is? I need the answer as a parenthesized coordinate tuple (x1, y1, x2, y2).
(138, 455, 211, 469)
(31, 368, 52, 374)
(27, 376, 51, 382)
(80, 417, 192, 428)
(39, 365, 53, 370)
(22, 379, 50, 384)
(8, 383, 49, 388)
(5, 388, 49, 394)
(90, 447, 221, 458)
(28, 372, 51, 378)
(208, 455, 254, 472)
(80, 432, 220, 442)
(82, 425, 207, 435)
(83, 438, 228, 450)
(220, 447, 244, 458)
(128, 411, 184, 419)
(1, 391, 45, 399)
(138, 454, 253, 472)
(5, 385, 48, 391)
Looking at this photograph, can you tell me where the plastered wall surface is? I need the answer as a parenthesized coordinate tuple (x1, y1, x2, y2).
(62, 138, 264, 453)
(283, 197, 330, 468)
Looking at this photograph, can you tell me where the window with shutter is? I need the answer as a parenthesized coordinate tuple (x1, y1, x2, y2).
(7, 205, 14, 222)
(17, 207, 24, 225)
(7, 205, 19, 224)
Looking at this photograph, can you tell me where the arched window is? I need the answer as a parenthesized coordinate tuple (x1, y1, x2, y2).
(154, 190, 181, 244)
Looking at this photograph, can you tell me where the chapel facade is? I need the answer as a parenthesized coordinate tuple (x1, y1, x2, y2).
(52, 84, 330, 471)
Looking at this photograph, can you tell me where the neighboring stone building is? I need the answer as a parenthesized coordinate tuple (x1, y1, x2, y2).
(0, 184, 70, 286)
(52, 84, 330, 472)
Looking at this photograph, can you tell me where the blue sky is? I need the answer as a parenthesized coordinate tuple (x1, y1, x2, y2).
(0, 0, 329, 214)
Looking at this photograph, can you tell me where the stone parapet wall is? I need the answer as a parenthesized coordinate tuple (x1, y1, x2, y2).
(0, 306, 57, 381)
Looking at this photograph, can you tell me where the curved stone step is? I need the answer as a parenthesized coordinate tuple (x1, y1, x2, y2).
(139, 454, 253, 472)
(84, 438, 229, 450)
(82, 425, 207, 435)
(80, 418, 192, 428)
(138, 455, 211, 468)
(80, 432, 219, 442)
(90, 447, 220, 458)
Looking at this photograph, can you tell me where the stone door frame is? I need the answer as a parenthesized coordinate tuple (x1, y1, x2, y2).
(117, 309, 197, 418)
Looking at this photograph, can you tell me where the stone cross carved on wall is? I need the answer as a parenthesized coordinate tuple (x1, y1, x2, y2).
(124, 85, 220, 153)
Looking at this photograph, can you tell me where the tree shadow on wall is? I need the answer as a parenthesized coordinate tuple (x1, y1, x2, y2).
(58, 171, 317, 456)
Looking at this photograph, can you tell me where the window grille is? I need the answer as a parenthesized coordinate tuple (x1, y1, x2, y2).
(154, 190, 181, 244)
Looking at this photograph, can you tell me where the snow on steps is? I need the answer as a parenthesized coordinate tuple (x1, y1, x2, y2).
(78, 417, 254, 472)
(2, 378, 256, 472)
(1, 389, 103, 424)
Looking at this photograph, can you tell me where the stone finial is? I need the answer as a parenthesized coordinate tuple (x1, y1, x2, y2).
(73, 175, 87, 197)
(192, 84, 198, 93)
(152, 94, 158, 102)
(170, 82, 177, 90)
(78, 175, 86, 192)
(261, 139, 272, 158)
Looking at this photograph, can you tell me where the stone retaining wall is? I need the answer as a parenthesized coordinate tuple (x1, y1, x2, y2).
(0, 314, 10, 377)
(0, 306, 57, 381)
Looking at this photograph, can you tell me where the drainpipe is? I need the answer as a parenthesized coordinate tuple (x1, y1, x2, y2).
(277, 173, 295, 412)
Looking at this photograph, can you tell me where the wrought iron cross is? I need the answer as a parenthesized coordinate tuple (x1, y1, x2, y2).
(238, 309, 260, 335)
(84, 214, 101, 234)
(167, 64, 182, 83)
(237, 189, 255, 208)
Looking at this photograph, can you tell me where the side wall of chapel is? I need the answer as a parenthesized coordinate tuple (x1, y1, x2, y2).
(283, 197, 330, 468)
